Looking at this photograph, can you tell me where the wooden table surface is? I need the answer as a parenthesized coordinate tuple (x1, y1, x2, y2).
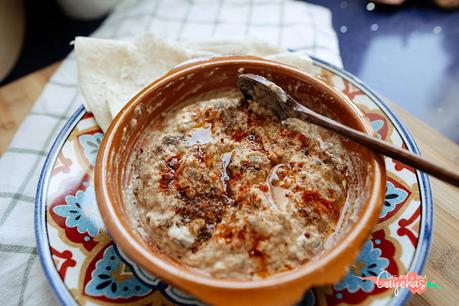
(0, 63, 458, 305)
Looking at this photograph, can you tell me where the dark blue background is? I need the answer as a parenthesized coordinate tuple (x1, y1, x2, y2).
(308, 0, 459, 143)
(3, 0, 459, 142)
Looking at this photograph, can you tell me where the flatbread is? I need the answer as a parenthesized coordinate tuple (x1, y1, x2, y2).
(75, 37, 130, 130)
(109, 34, 194, 118)
(184, 37, 285, 57)
(75, 33, 313, 131)
(266, 50, 315, 73)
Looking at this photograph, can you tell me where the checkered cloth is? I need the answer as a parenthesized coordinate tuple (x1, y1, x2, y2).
(0, 0, 341, 304)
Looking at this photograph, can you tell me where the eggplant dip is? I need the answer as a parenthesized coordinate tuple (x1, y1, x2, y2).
(125, 90, 355, 280)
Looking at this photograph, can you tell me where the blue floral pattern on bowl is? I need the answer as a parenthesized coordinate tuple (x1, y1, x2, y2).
(380, 181, 409, 219)
(85, 245, 151, 299)
(79, 133, 103, 165)
(334, 240, 389, 293)
(53, 186, 102, 237)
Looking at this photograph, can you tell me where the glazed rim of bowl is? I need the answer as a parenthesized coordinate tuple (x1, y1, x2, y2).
(95, 56, 386, 290)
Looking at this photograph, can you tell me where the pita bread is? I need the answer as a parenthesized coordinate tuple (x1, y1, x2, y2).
(75, 33, 313, 131)
(266, 50, 315, 73)
(108, 34, 195, 118)
(184, 37, 285, 57)
(75, 36, 130, 130)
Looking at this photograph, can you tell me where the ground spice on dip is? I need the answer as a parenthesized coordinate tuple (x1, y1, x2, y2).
(126, 90, 353, 280)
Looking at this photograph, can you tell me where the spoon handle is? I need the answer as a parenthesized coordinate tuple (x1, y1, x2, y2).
(292, 103, 459, 187)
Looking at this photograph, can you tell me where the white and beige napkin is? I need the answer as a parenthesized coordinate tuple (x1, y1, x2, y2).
(0, 0, 341, 304)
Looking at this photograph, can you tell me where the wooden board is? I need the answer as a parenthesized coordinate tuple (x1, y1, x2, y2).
(0, 63, 458, 305)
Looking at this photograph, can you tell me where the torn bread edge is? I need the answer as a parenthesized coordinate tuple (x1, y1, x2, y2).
(75, 33, 314, 131)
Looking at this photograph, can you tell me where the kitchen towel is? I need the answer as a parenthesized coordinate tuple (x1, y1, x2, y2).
(0, 0, 341, 304)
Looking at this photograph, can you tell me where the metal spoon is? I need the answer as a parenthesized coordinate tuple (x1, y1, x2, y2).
(237, 73, 459, 187)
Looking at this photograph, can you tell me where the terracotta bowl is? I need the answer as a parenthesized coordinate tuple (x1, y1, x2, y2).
(95, 56, 386, 306)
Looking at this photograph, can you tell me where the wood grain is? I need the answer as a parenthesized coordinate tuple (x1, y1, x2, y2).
(389, 101, 459, 306)
(0, 63, 458, 304)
